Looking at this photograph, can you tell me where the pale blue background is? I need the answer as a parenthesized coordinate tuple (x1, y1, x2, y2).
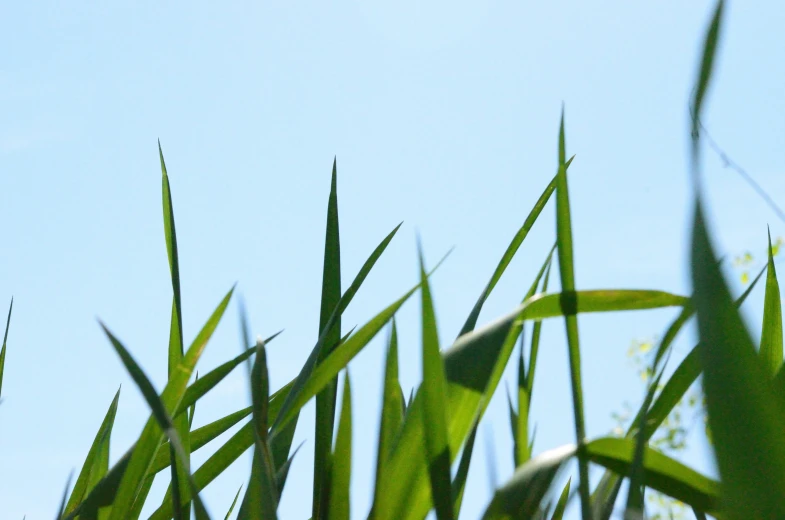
(1, 1, 783, 518)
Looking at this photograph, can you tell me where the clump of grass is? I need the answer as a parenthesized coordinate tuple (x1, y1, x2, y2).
(3, 1, 783, 519)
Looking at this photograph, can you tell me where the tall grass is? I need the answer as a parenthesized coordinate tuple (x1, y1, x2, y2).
(2, 1, 782, 518)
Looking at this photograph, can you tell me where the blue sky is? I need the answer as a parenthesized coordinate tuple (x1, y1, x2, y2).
(1, 1, 784, 518)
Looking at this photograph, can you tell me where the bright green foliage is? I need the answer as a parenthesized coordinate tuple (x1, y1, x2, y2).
(10, 4, 785, 520)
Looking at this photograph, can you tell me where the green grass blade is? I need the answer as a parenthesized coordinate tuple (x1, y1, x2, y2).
(624, 370, 664, 518)
(160, 142, 191, 519)
(188, 373, 198, 430)
(0, 297, 11, 400)
(271, 252, 450, 438)
(690, 0, 724, 170)
(100, 287, 232, 520)
(237, 338, 278, 520)
(175, 330, 282, 417)
(374, 288, 687, 520)
(551, 478, 571, 520)
(553, 109, 590, 520)
(450, 411, 480, 515)
(691, 200, 785, 518)
(100, 322, 211, 519)
(418, 243, 454, 520)
(373, 320, 404, 503)
(64, 388, 121, 515)
(760, 229, 783, 376)
(591, 264, 766, 519)
(458, 157, 570, 337)
(152, 406, 253, 474)
(328, 372, 352, 520)
(526, 254, 554, 397)
(585, 437, 719, 514)
(314, 159, 342, 520)
(146, 381, 295, 520)
(224, 486, 243, 520)
(275, 441, 304, 497)
(269, 222, 401, 437)
(56, 472, 74, 520)
(481, 444, 575, 520)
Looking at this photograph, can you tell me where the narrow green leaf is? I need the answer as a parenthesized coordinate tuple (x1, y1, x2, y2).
(175, 329, 282, 417)
(586, 437, 719, 514)
(153, 406, 252, 474)
(225, 486, 243, 520)
(482, 444, 575, 520)
(625, 371, 664, 517)
(418, 243, 454, 520)
(101, 287, 232, 520)
(0, 297, 12, 400)
(160, 142, 191, 519)
(374, 320, 404, 502)
(64, 388, 121, 515)
(269, 222, 402, 438)
(314, 158, 342, 520)
(145, 382, 293, 520)
(690, 0, 725, 166)
(592, 264, 766, 520)
(328, 372, 352, 520)
(374, 288, 687, 520)
(551, 478, 571, 520)
(100, 322, 211, 519)
(451, 410, 481, 515)
(275, 442, 304, 497)
(237, 337, 278, 520)
(691, 199, 785, 518)
(554, 108, 591, 520)
(271, 252, 450, 438)
(56, 472, 74, 520)
(760, 228, 783, 377)
(458, 157, 571, 337)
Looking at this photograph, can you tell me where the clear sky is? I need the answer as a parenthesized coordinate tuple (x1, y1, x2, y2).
(1, 1, 783, 519)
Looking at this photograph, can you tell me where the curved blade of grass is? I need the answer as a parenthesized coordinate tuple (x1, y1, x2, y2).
(100, 322, 211, 519)
(269, 222, 401, 440)
(551, 478, 571, 520)
(328, 372, 352, 520)
(0, 297, 11, 400)
(451, 409, 481, 515)
(271, 327, 354, 486)
(160, 142, 191, 519)
(96, 287, 232, 520)
(375, 289, 688, 520)
(624, 370, 664, 517)
(760, 228, 782, 377)
(147, 381, 295, 520)
(271, 251, 450, 438)
(64, 388, 121, 515)
(691, 199, 785, 518)
(373, 320, 403, 503)
(56, 472, 74, 520)
(275, 441, 304, 497)
(481, 444, 575, 520)
(313, 159, 342, 520)
(175, 331, 282, 417)
(237, 339, 278, 520)
(592, 263, 765, 519)
(224, 486, 243, 520)
(458, 158, 571, 338)
(418, 243, 454, 520)
(153, 407, 251, 474)
(689, 0, 724, 173)
(585, 437, 720, 515)
(518, 251, 555, 467)
(553, 109, 590, 520)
